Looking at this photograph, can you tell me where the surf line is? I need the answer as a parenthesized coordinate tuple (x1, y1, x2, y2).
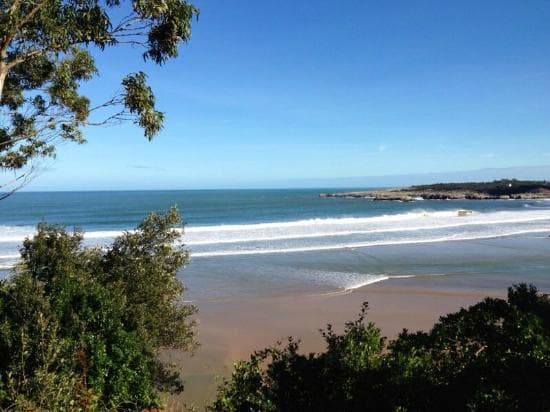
(190, 228, 550, 258)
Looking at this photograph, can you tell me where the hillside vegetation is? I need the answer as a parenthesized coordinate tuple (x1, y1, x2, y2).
(212, 284, 550, 412)
(411, 179, 550, 196)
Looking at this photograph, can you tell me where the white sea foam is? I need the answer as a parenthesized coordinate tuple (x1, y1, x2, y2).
(2, 209, 549, 244)
(0, 227, 129, 243)
(190, 228, 550, 257)
(0, 253, 20, 259)
(182, 209, 550, 245)
(299, 272, 447, 294)
(1, 209, 549, 265)
(185, 210, 463, 234)
(0, 226, 36, 242)
(344, 275, 390, 290)
(340, 273, 447, 290)
(83, 230, 126, 239)
(186, 215, 550, 245)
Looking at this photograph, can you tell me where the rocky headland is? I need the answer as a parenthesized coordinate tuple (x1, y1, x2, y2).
(320, 179, 550, 202)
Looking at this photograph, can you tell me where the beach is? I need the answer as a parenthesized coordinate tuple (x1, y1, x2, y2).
(167, 274, 509, 408)
(167, 233, 550, 408)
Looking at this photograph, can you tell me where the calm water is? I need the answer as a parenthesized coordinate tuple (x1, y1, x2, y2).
(1, 189, 550, 299)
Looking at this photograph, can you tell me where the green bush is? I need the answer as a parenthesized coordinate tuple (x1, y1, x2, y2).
(212, 285, 550, 411)
(0, 207, 196, 410)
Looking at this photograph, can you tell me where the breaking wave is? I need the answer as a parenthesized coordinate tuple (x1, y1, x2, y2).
(1, 209, 550, 267)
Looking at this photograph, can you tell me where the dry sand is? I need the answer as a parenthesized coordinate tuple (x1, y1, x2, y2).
(164, 277, 505, 409)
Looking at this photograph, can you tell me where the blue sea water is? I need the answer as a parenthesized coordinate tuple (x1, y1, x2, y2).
(1, 189, 550, 300)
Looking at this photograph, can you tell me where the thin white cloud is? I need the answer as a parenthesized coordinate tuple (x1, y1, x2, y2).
(127, 164, 167, 172)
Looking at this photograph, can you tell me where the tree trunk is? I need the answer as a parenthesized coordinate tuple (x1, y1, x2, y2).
(0, 48, 7, 99)
(0, 67, 6, 99)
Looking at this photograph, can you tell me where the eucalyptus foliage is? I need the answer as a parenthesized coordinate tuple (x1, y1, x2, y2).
(0, 0, 198, 195)
(0, 207, 197, 410)
(212, 285, 550, 412)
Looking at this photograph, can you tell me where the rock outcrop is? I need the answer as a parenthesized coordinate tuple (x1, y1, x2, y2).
(320, 180, 550, 201)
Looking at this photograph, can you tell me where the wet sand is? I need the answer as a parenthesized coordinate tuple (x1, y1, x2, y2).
(165, 276, 508, 409)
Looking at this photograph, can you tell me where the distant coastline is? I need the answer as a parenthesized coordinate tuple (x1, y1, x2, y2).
(320, 179, 550, 201)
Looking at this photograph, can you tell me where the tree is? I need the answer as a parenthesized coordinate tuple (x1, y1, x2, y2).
(0, 207, 197, 410)
(211, 285, 550, 411)
(0, 0, 199, 197)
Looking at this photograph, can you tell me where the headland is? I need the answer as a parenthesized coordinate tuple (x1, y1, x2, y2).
(321, 179, 550, 201)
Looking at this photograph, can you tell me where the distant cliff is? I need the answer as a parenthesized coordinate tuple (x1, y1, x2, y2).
(320, 179, 550, 201)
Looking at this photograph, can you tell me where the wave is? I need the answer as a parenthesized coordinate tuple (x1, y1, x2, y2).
(0, 228, 132, 243)
(0, 226, 37, 242)
(299, 272, 452, 295)
(341, 273, 450, 291)
(344, 275, 390, 290)
(1, 209, 549, 263)
(2, 209, 549, 244)
(184, 210, 550, 245)
(184, 210, 467, 233)
(187, 215, 550, 245)
(0, 253, 20, 259)
(190, 228, 550, 257)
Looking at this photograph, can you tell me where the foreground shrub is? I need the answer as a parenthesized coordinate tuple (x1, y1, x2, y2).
(212, 285, 550, 411)
(0, 207, 196, 410)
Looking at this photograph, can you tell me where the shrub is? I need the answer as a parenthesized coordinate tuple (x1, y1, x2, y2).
(212, 285, 550, 411)
(0, 207, 196, 410)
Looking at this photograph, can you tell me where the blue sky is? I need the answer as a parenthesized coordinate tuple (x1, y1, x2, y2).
(22, 0, 550, 190)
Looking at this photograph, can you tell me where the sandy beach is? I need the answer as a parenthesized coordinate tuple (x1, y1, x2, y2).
(166, 275, 509, 408)
(165, 233, 550, 407)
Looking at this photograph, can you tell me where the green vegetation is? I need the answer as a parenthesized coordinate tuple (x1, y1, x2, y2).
(0, 0, 198, 196)
(212, 284, 550, 412)
(411, 179, 550, 196)
(0, 207, 196, 410)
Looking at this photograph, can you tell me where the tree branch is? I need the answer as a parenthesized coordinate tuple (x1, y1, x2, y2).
(0, 166, 35, 200)
(1, 0, 49, 55)
(17, 0, 49, 31)
(5, 48, 45, 70)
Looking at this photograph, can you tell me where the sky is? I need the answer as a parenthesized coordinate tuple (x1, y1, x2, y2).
(18, 0, 550, 190)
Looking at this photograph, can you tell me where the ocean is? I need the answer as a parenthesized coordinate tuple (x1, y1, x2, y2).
(1, 189, 550, 300)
